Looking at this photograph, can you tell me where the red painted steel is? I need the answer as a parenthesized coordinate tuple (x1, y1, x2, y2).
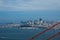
(29, 22, 60, 40)
(47, 32, 60, 40)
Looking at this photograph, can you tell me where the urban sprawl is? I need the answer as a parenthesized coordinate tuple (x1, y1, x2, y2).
(0, 18, 60, 29)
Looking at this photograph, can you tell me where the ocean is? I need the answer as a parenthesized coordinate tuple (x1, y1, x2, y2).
(0, 28, 60, 40)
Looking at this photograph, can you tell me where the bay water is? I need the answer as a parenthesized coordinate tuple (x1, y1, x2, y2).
(0, 27, 60, 40)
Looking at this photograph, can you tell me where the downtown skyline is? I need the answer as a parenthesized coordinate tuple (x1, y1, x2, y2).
(0, 0, 60, 23)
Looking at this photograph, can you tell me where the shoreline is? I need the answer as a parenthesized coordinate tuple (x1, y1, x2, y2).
(0, 27, 60, 30)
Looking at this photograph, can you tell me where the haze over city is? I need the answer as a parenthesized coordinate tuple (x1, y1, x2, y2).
(0, 0, 60, 23)
(0, 0, 60, 40)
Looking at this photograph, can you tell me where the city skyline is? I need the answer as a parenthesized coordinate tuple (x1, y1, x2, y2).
(0, 0, 60, 23)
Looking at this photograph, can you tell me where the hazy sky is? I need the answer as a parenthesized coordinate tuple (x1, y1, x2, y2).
(0, 0, 60, 11)
(0, 0, 60, 23)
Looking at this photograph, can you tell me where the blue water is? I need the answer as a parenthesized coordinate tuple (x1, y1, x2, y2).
(0, 28, 60, 40)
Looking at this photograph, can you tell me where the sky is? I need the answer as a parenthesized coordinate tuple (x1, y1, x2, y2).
(0, 0, 60, 11)
(0, 0, 60, 23)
